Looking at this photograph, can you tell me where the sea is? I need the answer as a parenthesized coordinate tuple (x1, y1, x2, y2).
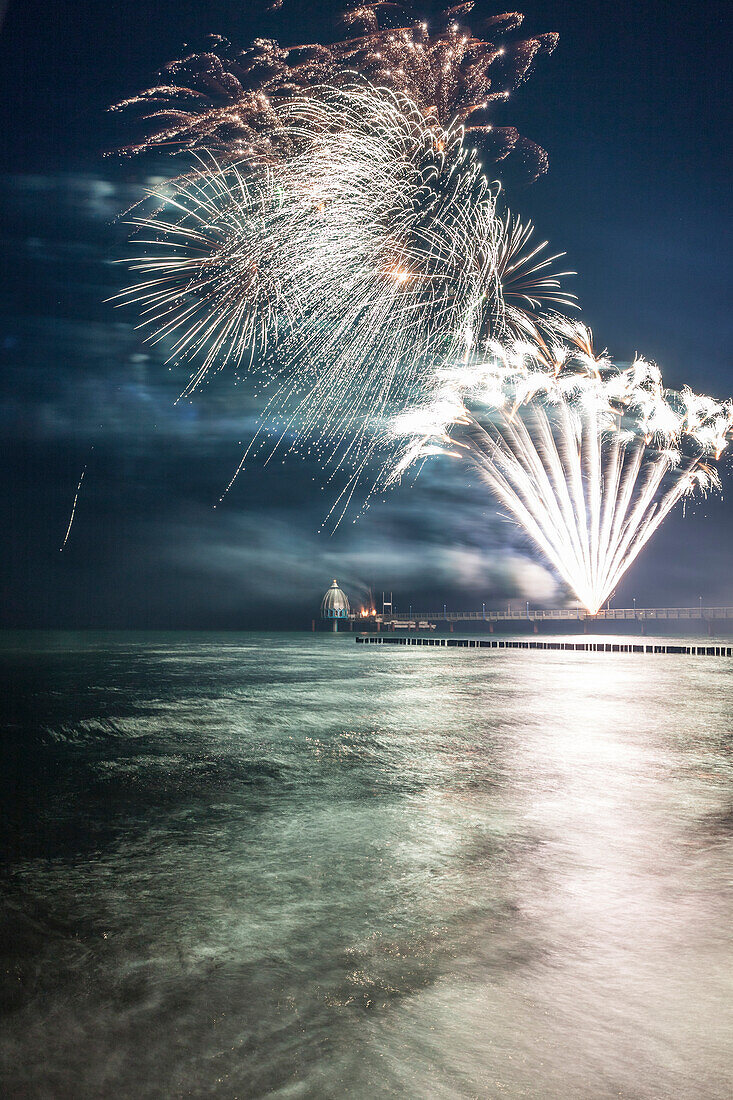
(1, 630, 732, 1099)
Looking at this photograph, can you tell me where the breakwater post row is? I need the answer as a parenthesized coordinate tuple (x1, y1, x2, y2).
(356, 636, 733, 657)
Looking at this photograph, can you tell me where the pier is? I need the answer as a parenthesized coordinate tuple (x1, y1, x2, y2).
(356, 636, 733, 656)
(348, 605, 733, 636)
(352, 606, 733, 626)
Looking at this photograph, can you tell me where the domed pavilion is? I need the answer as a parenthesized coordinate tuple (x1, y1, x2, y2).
(320, 580, 350, 631)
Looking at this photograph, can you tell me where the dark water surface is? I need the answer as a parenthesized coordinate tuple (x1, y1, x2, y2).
(2, 631, 732, 1098)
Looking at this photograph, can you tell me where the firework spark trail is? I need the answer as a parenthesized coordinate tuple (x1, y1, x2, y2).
(392, 325, 733, 612)
(118, 85, 572, 514)
(60, 466, 86, 552)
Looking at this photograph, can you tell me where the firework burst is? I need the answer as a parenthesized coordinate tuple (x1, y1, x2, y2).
(111, 2, 557, 182)
(118, 84, 569, 523)
(392, 323, 733, 611)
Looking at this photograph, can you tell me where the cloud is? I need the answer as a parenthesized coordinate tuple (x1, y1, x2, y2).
(2, 170, 732, 626)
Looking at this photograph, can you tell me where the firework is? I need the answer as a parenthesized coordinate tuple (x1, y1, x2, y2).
(392, 323, 733, 612)
(119, 84, 570, 522)
(114, 10, 729, 599)
(111, 2, 557, 183)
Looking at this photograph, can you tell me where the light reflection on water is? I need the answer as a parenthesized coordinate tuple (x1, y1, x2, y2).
(1, 632, 732, 1098)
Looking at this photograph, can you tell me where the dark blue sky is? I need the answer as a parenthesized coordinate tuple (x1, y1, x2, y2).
(0, 1, 730, 627)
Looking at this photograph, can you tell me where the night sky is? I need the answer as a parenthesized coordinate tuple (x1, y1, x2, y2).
(0, 1, 730, 628)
